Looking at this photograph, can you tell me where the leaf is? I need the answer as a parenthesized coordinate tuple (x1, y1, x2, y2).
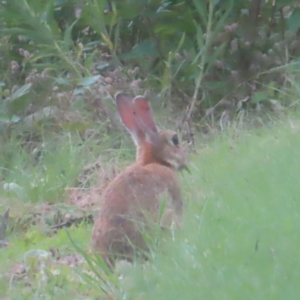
(176, 32, 186, 53)
(11, 115, 21, 123)
(192, 0, 208, 23)
(77, 271, 106, 292)
(154, 24, 178, 35)
(158, 196, 167, 224)
(0, 114, 10, 123)
(66, 230, 112, 282)
(132, 38, 159, 58)
(240, 9, 249, 16)
(287, 8, 300, 33)
(0, 208, 9, 240)
(213, 1, 234, 37)
(54, 0, 68, 5)
(23, 106, 59, 126)
(10, 83, 32, 102)
(63, 19, 78, 51)
(276, 0, 297, 9)
(205, 43, 226, 73)
(44, 0, 55, 28)
(157, 1, 172, 13)
(101, 33, 114, 51)
(0, 101, 11, 123)
(269, 99, 284, 112)
(84, 50, 98, 71)
(56, 78, 70, 85)
(96, 62, 110, 70)
(252, 91, 268, 103)
(84, 41, 101, 50)
(78, 75, 100, 87)
(73, 88, 86, 95)
(193, 24, 205, 63)
(117, 4, 139, 19)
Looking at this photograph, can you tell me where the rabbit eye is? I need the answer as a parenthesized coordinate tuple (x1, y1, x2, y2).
(171, 134, 179, 146)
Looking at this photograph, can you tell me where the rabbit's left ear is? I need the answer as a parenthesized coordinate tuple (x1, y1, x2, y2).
(133, 96, 158, 134)
(133, 95, 161, 146)
(115, 92, 144, 146)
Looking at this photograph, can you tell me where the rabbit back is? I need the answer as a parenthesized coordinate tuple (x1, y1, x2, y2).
(91, 163, 182, 265)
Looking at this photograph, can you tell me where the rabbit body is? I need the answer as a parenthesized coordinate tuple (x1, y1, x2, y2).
(91, 93, 187, 267)
(92, 162, 182, 264)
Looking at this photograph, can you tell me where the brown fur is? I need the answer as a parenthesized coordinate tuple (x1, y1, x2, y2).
(91, 93, 188, 268)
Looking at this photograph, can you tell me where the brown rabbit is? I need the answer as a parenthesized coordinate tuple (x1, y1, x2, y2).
(91, 93, 188, 268)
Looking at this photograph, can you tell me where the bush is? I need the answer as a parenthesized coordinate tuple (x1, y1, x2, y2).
(1, 0, 300, 133)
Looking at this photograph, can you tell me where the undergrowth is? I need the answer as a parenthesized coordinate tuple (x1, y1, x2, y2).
(118, 121, 300, 300)
(1, 0, 300, 299)
(1, 115, 300, 299)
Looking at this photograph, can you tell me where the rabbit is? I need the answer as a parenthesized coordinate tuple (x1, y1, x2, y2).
(91, 92, 188, 268)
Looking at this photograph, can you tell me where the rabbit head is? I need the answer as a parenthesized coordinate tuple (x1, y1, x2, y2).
(115, 92, 188, 170)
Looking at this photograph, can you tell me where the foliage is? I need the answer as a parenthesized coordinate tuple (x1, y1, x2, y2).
(2, 118, 300, 298)
(117, 121, 300, 299)
(2, 1, 300, 298)
(1, 0, 300, 133)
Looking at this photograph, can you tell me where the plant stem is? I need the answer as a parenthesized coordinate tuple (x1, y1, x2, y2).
(186, 0, 214, 121)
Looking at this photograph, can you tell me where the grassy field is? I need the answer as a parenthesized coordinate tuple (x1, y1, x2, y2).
(1, 119, 300, 299)
(125, 121, 300, 300)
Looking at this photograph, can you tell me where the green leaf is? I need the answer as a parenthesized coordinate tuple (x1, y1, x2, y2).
(84, 50, 98, 71)
(0, 101, 9, 114)
(252, 91, 268, 103)
(192, 0, 208, 23)
(193, 23, 204, 63)
(11, 115, 21, 123)
(63, 19, 78, 51)
(132, 38, 159, 58)
(118, 4, 139, 19)
(66, 229, 113, 284)
(158, 196, 167, 224)
(213, 1, 233, 36)
(23, 106, 58, 126)
(56, 78, 70, 85)
(154, 24, 178, 35)
(287, 8, 300, 33)
(276, 0, 296, 9)
(73, 88, 85, 95)
(0, 116, 9, 124)
(44, 0, 55, 27)
(10, 83, 32, 101)
(78, 75, 100, 87)
(54, 0, 68, 5)
(96, 62, 110, 70)
(205, 43, 226, 73)
(176, 32, 186, 53)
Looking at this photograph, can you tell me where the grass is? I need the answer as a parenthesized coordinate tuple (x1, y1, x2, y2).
(1, 118, 300, 299)
(121, 121, 300, 300)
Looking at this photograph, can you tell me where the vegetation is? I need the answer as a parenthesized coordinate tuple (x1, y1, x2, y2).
(1, 120, 300, 298)
(1, 0, 300, 135)
(1, 0, 300, 299)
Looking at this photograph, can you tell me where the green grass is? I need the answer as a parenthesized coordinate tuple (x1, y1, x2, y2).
(1, 120, 300, 299)
(122, 122, 300, 300)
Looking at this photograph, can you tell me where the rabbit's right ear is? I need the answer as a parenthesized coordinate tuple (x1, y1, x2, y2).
(133, 96, 158, 134)
(133, 95, 160, 146)
(115, 92, 143, 145)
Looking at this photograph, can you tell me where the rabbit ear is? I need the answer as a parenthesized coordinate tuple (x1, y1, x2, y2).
(115, 92, 144, 145)
(133, 96, 158, 134)
(132, 95, 161, 146)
